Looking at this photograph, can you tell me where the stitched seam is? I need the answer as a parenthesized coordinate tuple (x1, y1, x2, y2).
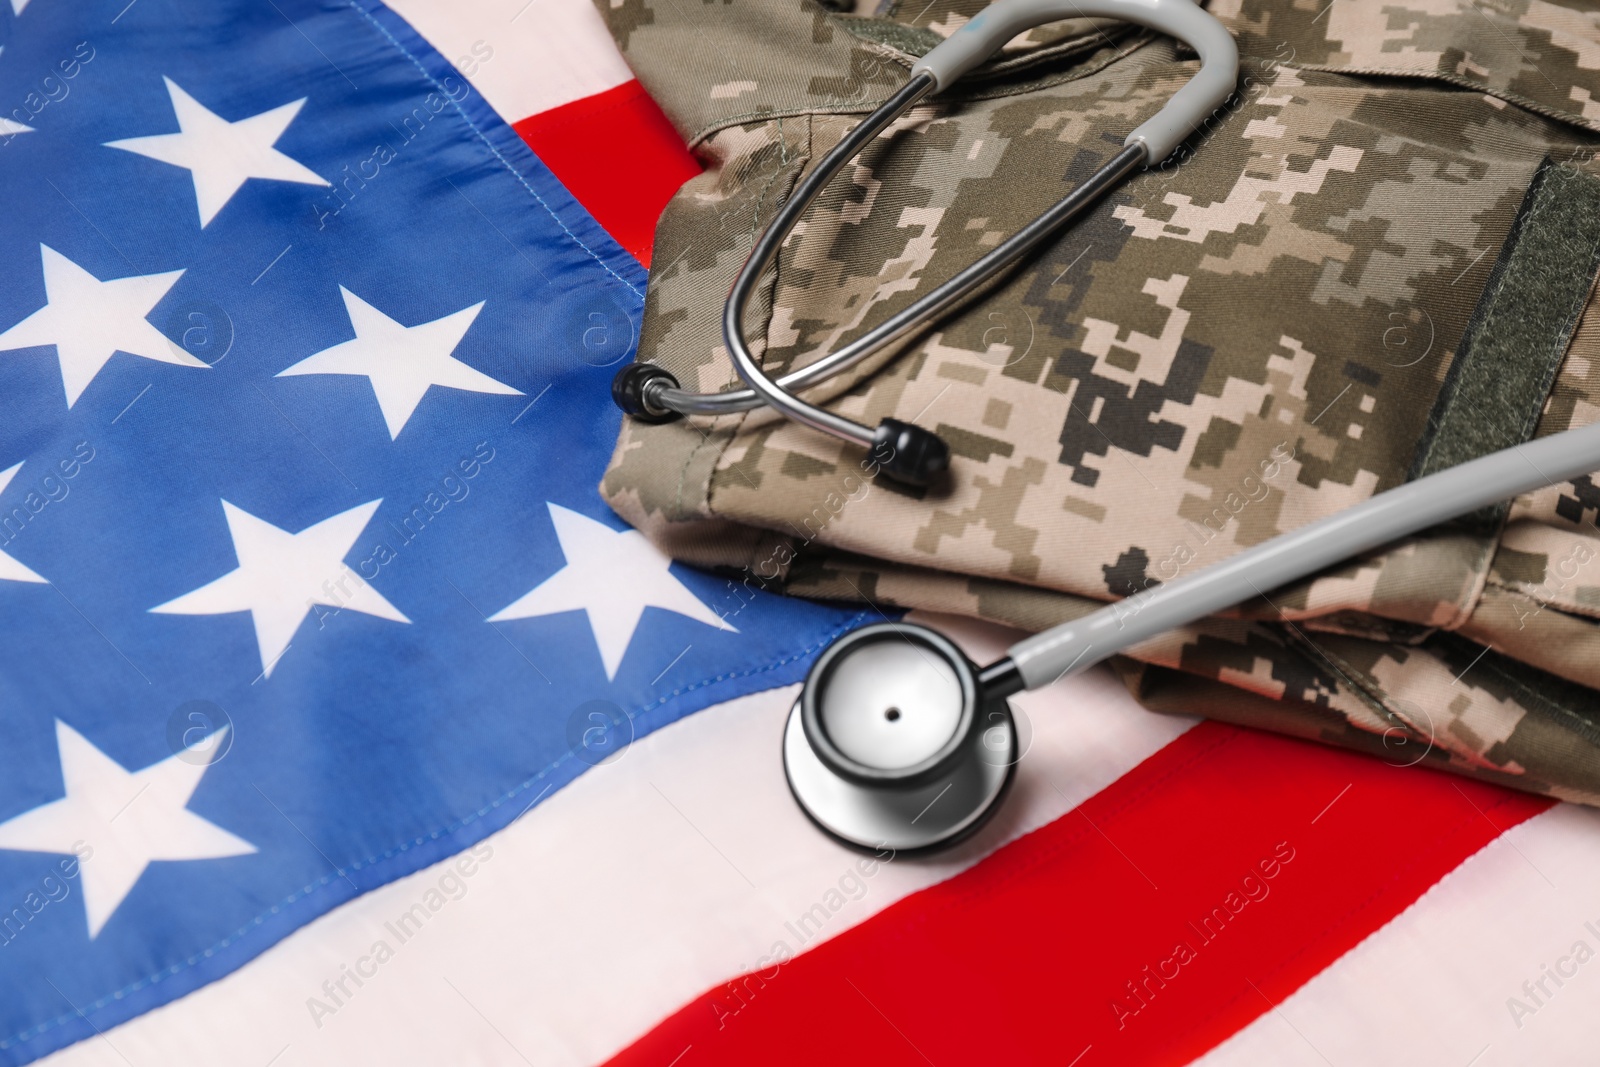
(1457, 169, 1600, 625)
(1452, 640, 1600, 746)
(1197, 794, 1548, 1029)
(1409, 163, 1549, 484)
(1414, 171, 1546, 479)
(1484, 574, 1600, 621)
(703, 118, 807, 534)
(514, 83, 647, 134)
(1427, 165, 1600, 630)
(346, 1, 643, 300)
(673, 119, 805, 524)
(929, 731, 1247, 906)
(922, 722, 1538, 934)
(1294, 621, 1598, 770)
(1442, 534, 1503, 632)
(683, 33, 1153, 149)
(830, 11, 1132, 77)
(0, 609, 873, 1050)
(1424, 178, 1546, 631)
(1289, 62, 1600, 137)
(926, 729, 1249, 906)
(1278, 624, 1414, 734)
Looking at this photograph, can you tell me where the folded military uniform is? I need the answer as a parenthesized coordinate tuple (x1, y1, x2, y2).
(595, 0, 1600, 802)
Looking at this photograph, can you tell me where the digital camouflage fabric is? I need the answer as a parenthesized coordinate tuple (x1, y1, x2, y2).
(594, 0, 1600, 803)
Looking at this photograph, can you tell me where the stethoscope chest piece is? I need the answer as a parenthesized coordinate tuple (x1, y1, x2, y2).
(783, 622, 1016, 853)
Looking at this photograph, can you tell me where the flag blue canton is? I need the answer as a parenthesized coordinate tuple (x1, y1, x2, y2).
(0, 0, 868, 1060)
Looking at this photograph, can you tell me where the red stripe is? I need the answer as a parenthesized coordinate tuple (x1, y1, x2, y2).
(604, 722, 1551, 1066)
(513, 79, 701, 267)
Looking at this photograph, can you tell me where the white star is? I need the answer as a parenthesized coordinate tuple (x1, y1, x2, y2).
(151, 499, 409, 678)
(105, 78, 327, 227)
(0, 720, 254, 938)
(488, 504, 735, 680)
(0, 463, 46, 584)
(0, 244, 197, 407)
(277, 287, 520, 439)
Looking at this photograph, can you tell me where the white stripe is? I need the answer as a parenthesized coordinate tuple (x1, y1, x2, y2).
(1193, 803, 1600, 1067)
(387, 0, 634, 122)
(40, 614, 1191, 1066)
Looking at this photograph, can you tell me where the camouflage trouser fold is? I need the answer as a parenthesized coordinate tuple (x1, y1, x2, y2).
(596, 0, 1600, 804)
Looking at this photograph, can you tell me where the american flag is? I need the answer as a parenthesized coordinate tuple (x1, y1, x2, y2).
(1, 0, 1596, 1064)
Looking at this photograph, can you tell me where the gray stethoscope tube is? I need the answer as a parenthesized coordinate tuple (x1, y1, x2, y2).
(787, 420, 1600, 853)
(612, 0, 1242, 484)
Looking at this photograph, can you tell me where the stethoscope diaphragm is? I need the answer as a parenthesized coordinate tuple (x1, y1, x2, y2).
(782, 623, 1017, 853)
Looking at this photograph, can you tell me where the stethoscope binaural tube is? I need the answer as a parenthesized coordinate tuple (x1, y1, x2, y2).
(787, 419, 1600, 853)
(612, 0, 1242, 485)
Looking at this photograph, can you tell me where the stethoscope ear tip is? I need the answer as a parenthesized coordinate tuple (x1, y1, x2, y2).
(612, 362, 682, 423)
(871, 418, 950, 487)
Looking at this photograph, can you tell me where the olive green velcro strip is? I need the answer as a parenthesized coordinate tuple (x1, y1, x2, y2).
(1409, 157, 1600, 531)
(833, 16, 945, 59)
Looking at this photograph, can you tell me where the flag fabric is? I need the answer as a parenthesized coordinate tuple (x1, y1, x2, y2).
(382, 0, 699, 266)
(0, 0, 867, 1061)
(8, 0, 1600, 1065)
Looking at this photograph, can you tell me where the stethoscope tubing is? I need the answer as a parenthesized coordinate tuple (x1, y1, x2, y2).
(1004, 418, 1600, 690)
(648, 120, 1143, 421)
(644, 73, 932, 420)
(719, 74, 941, 447)
(639, 0, 1243, 428)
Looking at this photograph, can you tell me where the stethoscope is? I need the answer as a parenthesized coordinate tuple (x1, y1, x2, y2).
(611, 0, 1600, 852)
